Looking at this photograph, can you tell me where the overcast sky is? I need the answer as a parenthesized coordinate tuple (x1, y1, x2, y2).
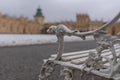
(0, 0, 119, 22)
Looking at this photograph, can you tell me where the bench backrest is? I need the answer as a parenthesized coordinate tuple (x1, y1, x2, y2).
(47, 12, 120, 61)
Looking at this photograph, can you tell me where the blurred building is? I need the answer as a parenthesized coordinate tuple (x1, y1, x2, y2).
(0, 7, 44, 34)
(0, 7, 120, 35)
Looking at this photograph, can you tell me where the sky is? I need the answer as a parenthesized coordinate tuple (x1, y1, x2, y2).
(0, 0, 120, 22)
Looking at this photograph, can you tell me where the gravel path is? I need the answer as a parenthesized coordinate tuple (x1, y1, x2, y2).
(0, 40, 106, 80)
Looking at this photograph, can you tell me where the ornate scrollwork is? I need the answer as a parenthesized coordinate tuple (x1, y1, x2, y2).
(81, 31, 118, 74)
(61, 67, 73, 80)
(81, 51, 105, 74)
(100, 40, 120, 78)
(94, 30, 117, 64)
(47, 25, 65, 60)
(38, 12, 120, 80)
(39, 60, 55, 80)
(47, 24, 78, 60)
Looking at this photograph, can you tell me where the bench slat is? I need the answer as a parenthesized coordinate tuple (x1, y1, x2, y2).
(47, 44, 120, 79)
(51, 44, 120, 59)
(62, 46, 120, 61)
(51, 49, 94, 58)
(71, 49, 120, 65)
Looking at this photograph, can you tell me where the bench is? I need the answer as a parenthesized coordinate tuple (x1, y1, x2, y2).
(39, 12, 120, 80)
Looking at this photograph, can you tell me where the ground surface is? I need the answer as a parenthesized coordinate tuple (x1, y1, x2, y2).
(0, 40, 111, 80)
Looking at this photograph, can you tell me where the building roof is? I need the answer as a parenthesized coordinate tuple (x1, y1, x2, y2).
(34, 7, 43, 17)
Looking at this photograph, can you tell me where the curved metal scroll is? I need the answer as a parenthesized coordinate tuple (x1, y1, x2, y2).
(94, 12, 120, 32)
(61, 67, 73, 80)
(47, 25, 66, 60)
(39, 60, 55, 80)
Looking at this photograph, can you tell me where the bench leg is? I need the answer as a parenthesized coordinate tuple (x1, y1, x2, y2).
(61, 67, 73, 80)
(39, 60, 56, 80)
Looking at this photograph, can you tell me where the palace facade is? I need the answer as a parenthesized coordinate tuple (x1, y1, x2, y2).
(0, 7, 120, 35)
(0, 7, 44, 34)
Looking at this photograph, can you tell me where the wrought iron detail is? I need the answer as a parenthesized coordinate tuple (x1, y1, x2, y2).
(61, 67, 73, 80)
(39, 60, 55, 80)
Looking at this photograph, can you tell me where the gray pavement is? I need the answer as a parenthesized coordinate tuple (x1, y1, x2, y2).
(0, 40, 99, 80)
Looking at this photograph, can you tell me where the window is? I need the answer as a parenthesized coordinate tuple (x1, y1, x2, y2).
(1, 26, 6, 32)
(10, 23, 13, 32)
(28, 27, 31, 33)
(1, 22, 6, 32)
(86, 18, 89, 23)
(17, 26, 20, 33)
